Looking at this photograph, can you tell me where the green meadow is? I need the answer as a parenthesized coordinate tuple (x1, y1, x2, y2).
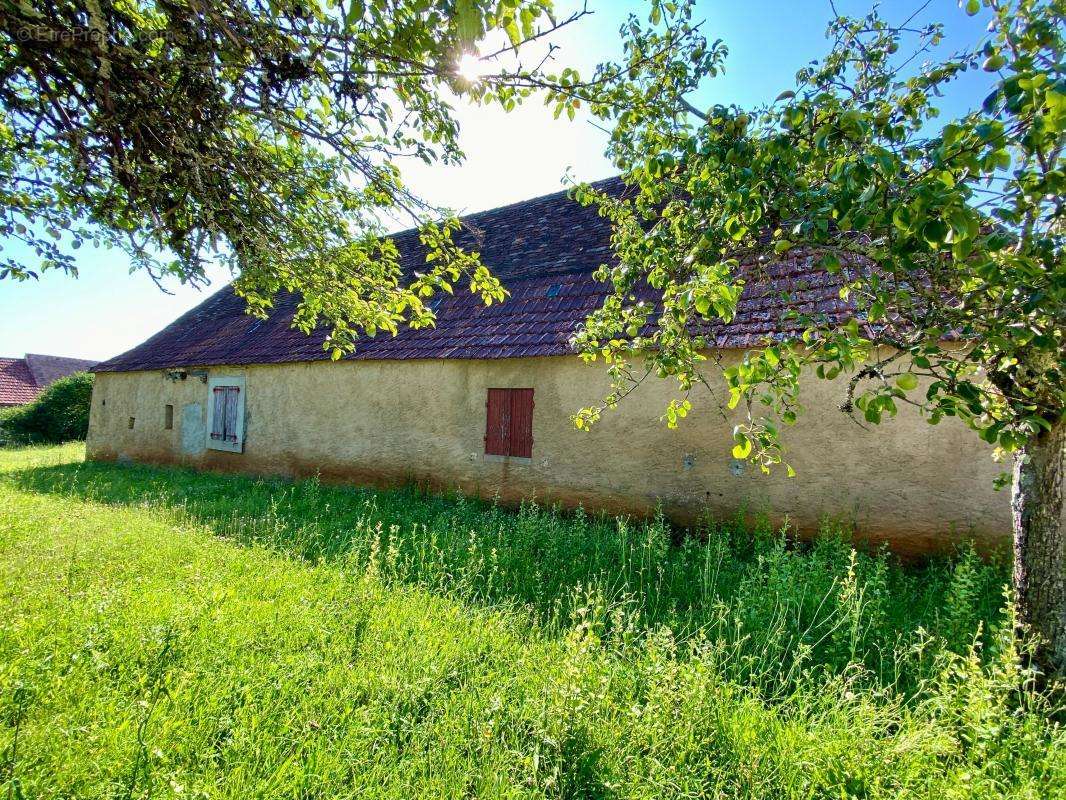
(0, 444, 1061, 798)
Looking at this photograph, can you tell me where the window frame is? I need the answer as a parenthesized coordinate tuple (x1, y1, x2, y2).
(206, 376, 246, 453)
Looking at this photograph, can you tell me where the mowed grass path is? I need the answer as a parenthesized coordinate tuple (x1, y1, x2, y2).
(0, 445, 1062, 799)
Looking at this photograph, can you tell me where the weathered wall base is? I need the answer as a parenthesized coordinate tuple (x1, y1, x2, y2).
(86, 355, 1011, 556)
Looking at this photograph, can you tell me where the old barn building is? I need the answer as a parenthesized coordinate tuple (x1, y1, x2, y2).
(87, 182, 1009, 555)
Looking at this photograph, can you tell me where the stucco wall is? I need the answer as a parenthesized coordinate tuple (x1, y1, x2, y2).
(86, 355, 1011, 555)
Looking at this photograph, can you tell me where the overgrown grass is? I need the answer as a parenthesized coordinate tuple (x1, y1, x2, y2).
(1, 444, 1062, 798)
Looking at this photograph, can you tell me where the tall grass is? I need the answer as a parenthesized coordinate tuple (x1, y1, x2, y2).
(1, 445, 1062, 798)
(15, 452, 1009, 696)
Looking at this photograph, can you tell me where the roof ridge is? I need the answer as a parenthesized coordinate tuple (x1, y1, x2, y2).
(24, 352, 96, 359)
(387, 175, 623, 241)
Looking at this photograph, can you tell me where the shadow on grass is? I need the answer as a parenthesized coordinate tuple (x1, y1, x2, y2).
(13, 457, 489, 549)
(9, 457, 1010, 696)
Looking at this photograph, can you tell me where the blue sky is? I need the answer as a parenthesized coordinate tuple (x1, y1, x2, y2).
(0, 0, 994, 361)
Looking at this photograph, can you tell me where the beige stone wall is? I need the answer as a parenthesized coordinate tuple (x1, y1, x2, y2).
(86, 355, 1011, 555)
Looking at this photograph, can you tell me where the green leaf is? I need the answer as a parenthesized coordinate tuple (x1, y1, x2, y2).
(455, 0, 482, 47)
(982, 53, 1006, 72)
(504, 18, 520, 47)
(345, 0, 364, 26)
(896, 373, 919, 391)
(891, 205, 911, 232)
(922, 219, 948, 246)
(731, 438, 752, 459)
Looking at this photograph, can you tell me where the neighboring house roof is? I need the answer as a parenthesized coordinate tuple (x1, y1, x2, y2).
(24, 353, 98, 387)
(93, 178, 853, 373)
(0, 358, 38, 405)
(0, 354, 95, 405)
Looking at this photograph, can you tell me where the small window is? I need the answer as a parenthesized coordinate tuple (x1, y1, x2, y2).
(206, 376, 246, 453)
(128, 417, 135, 429)
(164, 404, 174, 430)
(484, 388, 534, 458)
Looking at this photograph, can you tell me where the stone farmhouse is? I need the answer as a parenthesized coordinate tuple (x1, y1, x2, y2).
(87, 180, 1008, 555)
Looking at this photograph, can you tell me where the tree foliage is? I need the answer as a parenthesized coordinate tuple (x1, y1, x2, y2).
(0, 0, 598, 355)
(0, 371, 94, 443)
(570, 0, 1063, 477)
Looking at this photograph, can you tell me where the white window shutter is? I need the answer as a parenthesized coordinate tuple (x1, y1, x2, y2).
(210, 387, 226, 441)
(206, 376, 246, 453)
(227, 388, 240, 442)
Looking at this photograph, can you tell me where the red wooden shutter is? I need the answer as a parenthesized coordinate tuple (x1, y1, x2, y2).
(485, 388, 511, 456)
(508, 389, 534, 458)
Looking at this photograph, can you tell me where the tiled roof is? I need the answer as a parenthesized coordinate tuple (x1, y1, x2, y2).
(0, 354, 96, 405)
(0, 358, 38, 405)
(93, 178, 855, 373)
(24, 354, 97, 386)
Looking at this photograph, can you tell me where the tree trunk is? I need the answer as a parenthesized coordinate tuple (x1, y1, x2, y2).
(1012, 414, 1066, 679)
